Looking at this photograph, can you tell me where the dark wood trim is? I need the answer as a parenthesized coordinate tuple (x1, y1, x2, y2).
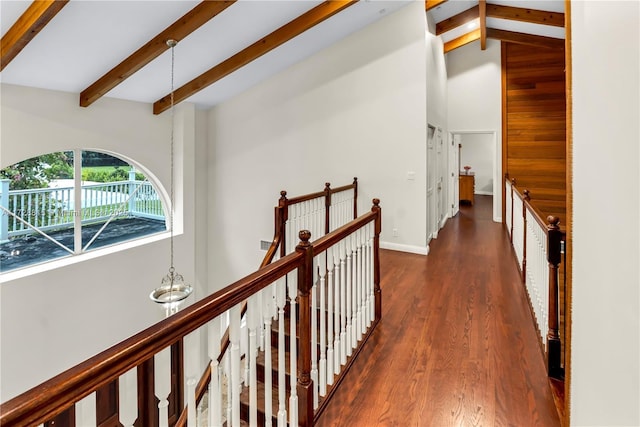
(296, 230, 314, 426)
(153, 0, 357, 114)
(479, 0, 487, 50)
(486, 4, 565, 27)
(546, 217, 564, 380)
(79, 1, 236, 107)
(501, 41, 508, 225)
(487, 28, 565, 50)
(0, 251, 303, 426)
(563, 1, 573, 424)
(0, 0, 69, 72)
(435, 5, 478, 35)
(444, 29, 480, 53)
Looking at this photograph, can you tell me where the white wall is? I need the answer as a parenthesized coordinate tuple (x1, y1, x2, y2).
(0, 84, 208, 401)
(208, 2, 438, 288)
(570, 2, 640, 425)
(459, 133, 494, 194)
(447, 39, 502, 221)
(426, 14, 449, 238)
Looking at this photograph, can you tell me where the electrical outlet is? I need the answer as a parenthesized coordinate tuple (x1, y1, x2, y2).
(392, 228, 398, 237)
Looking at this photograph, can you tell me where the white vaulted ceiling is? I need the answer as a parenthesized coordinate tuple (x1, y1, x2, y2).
(1, 0, 565, 113)
(0, 0, 411, 111)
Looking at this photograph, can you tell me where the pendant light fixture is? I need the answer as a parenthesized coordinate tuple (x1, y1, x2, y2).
(150, 39, 192, 316)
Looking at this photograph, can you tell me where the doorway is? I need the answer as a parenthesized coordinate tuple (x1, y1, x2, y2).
(450, 130, 500, 222)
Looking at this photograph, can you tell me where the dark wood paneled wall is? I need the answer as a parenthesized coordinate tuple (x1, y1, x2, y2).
(502, 42, 567, 223)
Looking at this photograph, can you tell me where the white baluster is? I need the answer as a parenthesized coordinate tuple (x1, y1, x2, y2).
(154, 347, 172, 427)
(229, 305, 241, 427)
(311, 255, 319, 409)
(345, 234, 354, 357)
(339, 239, 347, 365)
(246, 294, 259, 427)
(208, 317, 223, 427)
(187, 377, 197, 427)
(357, 228, 365, 338)
(334, 243, 342, 372)
(368, 223, 375, 325)
(326, 246, 335, 383)
(276, 277, 287, 426)
(288, 271, 298, 426)
(318, 252, 328, 396)
(184, 328, 201, 427)
(263, 287, 275, 427)
(75, 392, 97, 427)
(351, 231, 360, 345)
(118, 368, 138, 427)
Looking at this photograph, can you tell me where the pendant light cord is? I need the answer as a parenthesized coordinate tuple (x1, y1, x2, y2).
(169, 40, 176, 282)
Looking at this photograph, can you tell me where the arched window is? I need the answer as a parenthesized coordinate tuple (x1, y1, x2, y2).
(0, 150, 167, 273)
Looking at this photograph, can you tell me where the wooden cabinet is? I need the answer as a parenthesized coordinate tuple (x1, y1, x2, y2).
(459, 173, 475, 205)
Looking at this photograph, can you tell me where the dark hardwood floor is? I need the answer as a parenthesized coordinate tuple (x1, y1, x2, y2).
(317, 196, 560, 427)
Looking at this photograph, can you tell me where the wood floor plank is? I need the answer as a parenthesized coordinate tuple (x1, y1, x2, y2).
(316, 196, 560, 427)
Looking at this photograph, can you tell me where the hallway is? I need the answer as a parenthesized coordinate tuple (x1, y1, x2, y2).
(317, 196, 560, 426)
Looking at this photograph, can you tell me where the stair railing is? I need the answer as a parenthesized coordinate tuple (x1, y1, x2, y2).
(0, 192, 379, 427)
(504, 176, 565, 380)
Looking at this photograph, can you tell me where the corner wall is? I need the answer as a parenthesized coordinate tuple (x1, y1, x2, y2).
(208, 2, 437, 287)
(570, 1, 640, 425)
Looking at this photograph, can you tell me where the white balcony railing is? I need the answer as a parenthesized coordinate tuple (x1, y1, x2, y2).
(0, 173, 164, 241)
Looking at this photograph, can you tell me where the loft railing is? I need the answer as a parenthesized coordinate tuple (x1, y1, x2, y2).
(0, 181, 380, 427)
(0, 172, 163, 241)
(504, 175, 565, 380)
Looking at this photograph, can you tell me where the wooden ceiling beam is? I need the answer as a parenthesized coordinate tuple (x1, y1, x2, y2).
(486, 4, 565, 27)
(79, 1, 236, 108)
(479, 0, 487, 50)
(426, 0, 449, 12)
(487, 28, 565, 49)
(443, 29, 481, 54)
(1, 0, 69, 72)
(435, 5, 478, 35)
(153, 0, 357, 115)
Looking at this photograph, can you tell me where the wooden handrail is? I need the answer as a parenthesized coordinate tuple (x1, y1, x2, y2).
(546, 215, 565, 380)
(0, 252, 303, 427)
(505, 175, 565, 380)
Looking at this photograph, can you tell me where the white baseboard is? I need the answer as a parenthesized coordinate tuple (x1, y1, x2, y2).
(380, 241, 429, 255)
(475, 190, 493, 196)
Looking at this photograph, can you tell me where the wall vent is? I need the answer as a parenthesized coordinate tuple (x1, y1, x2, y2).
(260, 240, 272, 251)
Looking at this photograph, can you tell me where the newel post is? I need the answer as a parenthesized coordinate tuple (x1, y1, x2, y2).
(510, 178, 516, 244)
(296, 230, 314, 426)
(522, 189, 530, 283)
(546, 216, 564, 379)
(324, 182, 331, 234)
(278, 191, 288, 257)
(372, 199, 382, 322)
(352, 177, 358, 219)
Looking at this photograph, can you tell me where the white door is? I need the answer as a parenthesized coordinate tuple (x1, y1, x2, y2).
(427, 124, 436, 242)
(450, 134, 461, 217)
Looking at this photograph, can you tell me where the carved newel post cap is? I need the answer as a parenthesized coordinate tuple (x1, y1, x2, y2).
(280, 190, 287, 198)
(511, 178, 517, 185)
(353, 177, 358, 183)
(547, 215, 561, 228)
(372, 198, 380, 207)
(299, 230, 312, 244)
(324, 182, 331, 190)
(523, 189, 530, 200)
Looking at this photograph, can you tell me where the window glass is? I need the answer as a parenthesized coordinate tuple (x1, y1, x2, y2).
(0, 151, 166, 273)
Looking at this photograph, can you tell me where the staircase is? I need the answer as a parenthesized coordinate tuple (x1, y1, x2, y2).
(0, 180, 382, 427)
